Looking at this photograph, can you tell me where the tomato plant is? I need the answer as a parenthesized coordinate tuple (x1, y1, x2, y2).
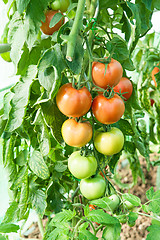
(80, 175, 106, 200)
(113, 77, 133, 101)
(56, 83, 92, 117)
(40, 10, 64, 35)
(92, 94, 125, 124)
(51, 0, 70, 12)
(92, 58, 123, 89)
(94, 127, 124, 155)
(68, 151, 97, 179)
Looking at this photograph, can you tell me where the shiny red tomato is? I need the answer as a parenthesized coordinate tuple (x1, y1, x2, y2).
(152, 65, 159, 87)
(92, 94, 125, 124)
(92, 58, 123, 89)
(40, 10, 64, 35)
(56, 83, 92, 117)
(61, 118, 92, 147)
(113, 77, 133, 101)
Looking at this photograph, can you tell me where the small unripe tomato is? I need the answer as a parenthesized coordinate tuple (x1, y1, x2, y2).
(40, 10, 64, 35)
(106, 194, 120, 211)
(113, 77, 133, 101)
(80, 175, 106, 200)
(94, 127, 124, 155)
(92, 58, 123, 89)
(124, 200, 134, 210)
(92, 94, 125, 124)
(68, 151, 97, 179)
(56, 83, 92, 118)
(152, 66, 159, 87)
(61, 118, 92, 147)
(51, 0, 70, 12)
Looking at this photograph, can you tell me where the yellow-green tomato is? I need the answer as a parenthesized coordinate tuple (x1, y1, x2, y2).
(80, 175, 106, 200)
(124, 200, 134, 210)
(94, 127, 124, 155)
(107, 194, 120, 211)
(51, 0, 70, 12)
(68, 151, 97, 179)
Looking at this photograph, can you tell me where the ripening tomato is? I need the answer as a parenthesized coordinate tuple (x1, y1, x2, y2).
(150, 98, 155, 106)
(80, 175, 106, 200)
(94, 127, 124, 155)
(56, 83, 92, 117)
(92, 58, 123, 89)
(61, 118, 92, 147)
(68, 151, 97, 179)
(51, 0, 70, 12)
(92, 94, 125, 124)
(152, 66, 159, 87)
(40, 10, 64, 35)
(113, 77, 133, 101)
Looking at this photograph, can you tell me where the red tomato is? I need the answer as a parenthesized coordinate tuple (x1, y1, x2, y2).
(152, 66, 159, 87)
(113, 77, 133, 101)
(92, 58, 123, 89)
(61, 118, 92, 147)
(56, 83, 92, 117)
(150, 98, 155, 106)
(92, 94, 125, 124)
(40, 10, 64, 35)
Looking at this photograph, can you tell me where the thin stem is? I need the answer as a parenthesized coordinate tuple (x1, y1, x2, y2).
(0, 43, 11, 54)
(137, 212, 160, 221)
(66, 0, 86, 61)
(71, 218, 84, 239)
(86, 219, 96, 235)
(72, 185, 80, 203)
(37, 215, 45, 238)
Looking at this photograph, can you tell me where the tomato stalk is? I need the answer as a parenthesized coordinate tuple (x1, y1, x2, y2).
(0, 43, 11, 54)
(37, 214, 45, 238)
(66, 0, 86, 61)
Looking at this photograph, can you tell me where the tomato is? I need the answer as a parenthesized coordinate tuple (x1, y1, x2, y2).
(92, 58, 123, 89)
(89, 204, 96, 210)
(152, 66, 159, 87)
(94, 127, 124, 155)
(68, 151, 97, 179)
(150, 98, 155, 106)
(106, 194, 120, 211)
(51, 0, 70, 12)
(92, 94, 125, 124)
(61, 118, 92, 147)
(118, 215, 127, 224)
(80, 175, 106, 200)
(113, 77, 133, 101)
(124, 200, 134, 210)
(102, 224, 119, 240)
(40, 10, 64, 35)
(56, 83, 92, 117)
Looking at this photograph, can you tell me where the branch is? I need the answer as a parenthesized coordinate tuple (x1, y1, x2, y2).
(0, 43, 11, 54)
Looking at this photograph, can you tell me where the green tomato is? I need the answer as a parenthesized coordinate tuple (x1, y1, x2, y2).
(94, 127, 124, 155)
(80, 175, 106, 200)
(51, 0, 70, 12)
(124, 200, 134, 210)
(118, 215, 127, 224)
(68, 151, 97, 179)
(106, 194, 120, 212)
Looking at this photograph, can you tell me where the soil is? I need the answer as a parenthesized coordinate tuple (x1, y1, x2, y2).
(23, 153, 159, 240)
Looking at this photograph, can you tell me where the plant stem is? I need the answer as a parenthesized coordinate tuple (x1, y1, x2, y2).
(0, 43, 11, 54)
(72, 218, 84, 239)
(66, 0, 86, 61)
(37, 215, 45, 238)
(137, 212, 160, 221)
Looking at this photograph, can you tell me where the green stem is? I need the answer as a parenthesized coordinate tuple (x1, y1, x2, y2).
(37, 215, 45, 238)
(0, 84, 14, 93)
(0, 44, 11, 54)
(72, 218, 84, 239)
(156, 166, 160, 190)
(136, 212, 160, 221)
(66, 0, 86, 61)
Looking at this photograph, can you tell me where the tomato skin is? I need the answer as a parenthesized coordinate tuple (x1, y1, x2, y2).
(68, 151, 97, 179)
(80, 175, 106, 200)
(40, 10, 64, 35)
(56, 83, 92, 117)
(92, 94, 125, 124)
(152, 66, 159, 87)
(124, 200, 134, 210)
(51, 0, 70, 12)
(94, 127, 124, 155)
(113, 77, 133, 101)
(150, 98, 155, 106)
(107, 194, 120, 211)
(92, 58, 123, 89)
(61, 119, 92, 147)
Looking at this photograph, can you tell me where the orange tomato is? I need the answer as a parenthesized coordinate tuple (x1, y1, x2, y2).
(61, 118, 92, 147)
(40, 10, 64, 35)
(56, 83, 92, 117)
(92, 94, 125, 124)
(113, 77, 133, 101)
(152, 66, 159, 87)
(92, 58, 123, 89)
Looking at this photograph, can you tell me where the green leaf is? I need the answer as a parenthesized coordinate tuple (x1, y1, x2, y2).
(41, 100, 66, 145)
(49, 12, 64, 28)
(15, 150, 28, 166)
(5, 65, 37, 132)
(124, 141, 136, 154)
(47, 225, 70, 240)
(147, 225, 160, 240)
(50, 209, 76, 224)
(86, 209, 118, 225)
(79, 230, 98, 240)
(47, 182, 64, 213)
(102, 223, 121, 240)
(11, 165, 28, 190)
(152, 0, 160, 10)
(0, 223, 19, 233)
(30, 189, 47, 217)
(55, 162, 67, 172)
(2, 202, 19, 224)
(146, 187, 154, 200)
(115, 119, 134, 136)
(19, 173, 29, 219)
(120, 13, 131, 42)
(122, 193, 141, 206)
(149, 190, 160, 214)
(16, 0, 31, 14)
(0, 234, 6, 240)
(142, 0, 152, 10)
(128, 212, 138, 224)
(3, 92, 14, 120)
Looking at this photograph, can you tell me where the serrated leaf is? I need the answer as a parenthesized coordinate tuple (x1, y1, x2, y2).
(0, 223, 19, 233)
(29, 150, 50, 179)
(3, 92, 14, 120)
(122, 193, 141, 206)
(102, 223, 121, 240)
(149, 190, 160, 214)
(16, 0, 31, 14)
(15, 150, 28, 166)
(50, 209, 76, 224)
(120, 13, 131, 42)
(0, 234, 6, 240)
(2, 202, 19, 224)
(115, 119, 134, 136)
(19, 173, 29, 219)
(49, 12, 64, 28)
(128, 212, 138, 223)
(47, 182, 64, 213)
(124, 141, 136, 154)
(152, 0, 160, 10)
(55, 162, 67, 172)
(146, 187, 154, 200)
(79, 229, 98, 240)
(86, 209, 118, 225)
(30, 189, 47, 217)
(146, 225, 160, 240)
(10, 165, 28, 190)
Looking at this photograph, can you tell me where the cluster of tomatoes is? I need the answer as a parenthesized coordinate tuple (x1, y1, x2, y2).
(56, 58, 133, 200)
(40, 0, 69, 35)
